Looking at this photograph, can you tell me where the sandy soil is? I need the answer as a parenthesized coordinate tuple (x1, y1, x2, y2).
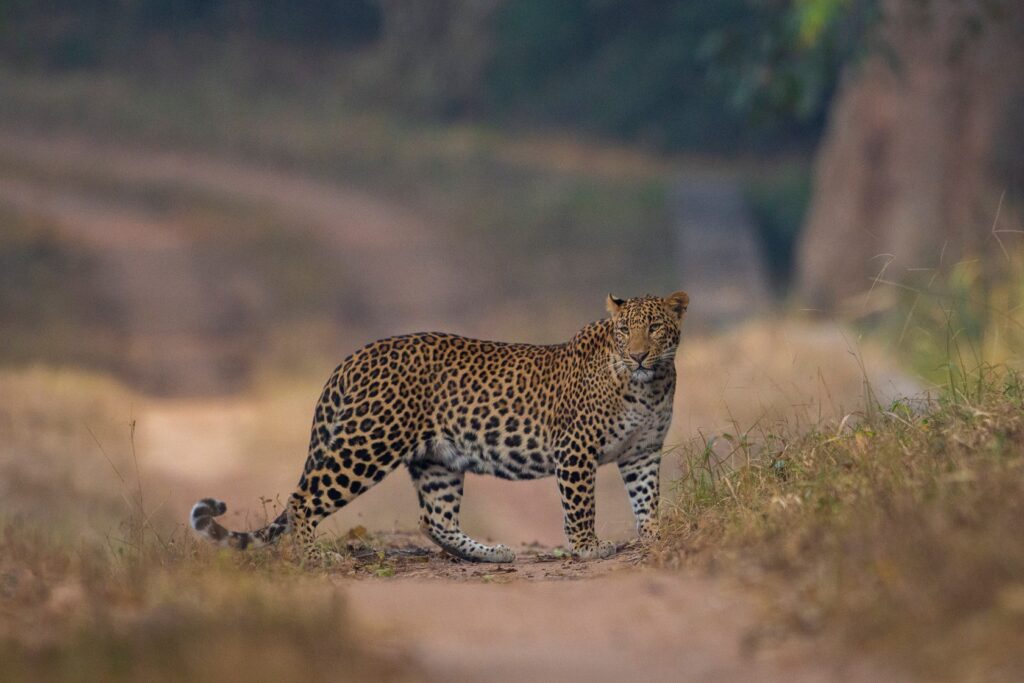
(300, 535, 886, 683)
(348, 574, 835, 683)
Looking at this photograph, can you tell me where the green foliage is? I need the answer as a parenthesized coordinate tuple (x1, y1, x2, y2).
(486, 0, 860, 151)
(0, 0, 876, 153)
(0, 0, 381, 68)
(700, 0, 879, 125)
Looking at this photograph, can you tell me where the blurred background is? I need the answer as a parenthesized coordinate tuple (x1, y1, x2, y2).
(0, 0, 1022, 546)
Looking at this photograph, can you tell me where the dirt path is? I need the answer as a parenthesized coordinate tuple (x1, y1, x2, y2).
(0, 128, 465, 334)
(314, 538, 884, 683)
(0, 173, 251, 393)
(348, 573, 826, 682)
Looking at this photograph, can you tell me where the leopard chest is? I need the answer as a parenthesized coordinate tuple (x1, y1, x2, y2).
(597, 385, 673, 465)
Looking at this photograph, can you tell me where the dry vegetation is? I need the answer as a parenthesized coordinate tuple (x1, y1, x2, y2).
(0, 368, 410, 682)
(0, 531, 407, 681)
(658, 248, 1024, 681)
(662, 363, 1024, 682)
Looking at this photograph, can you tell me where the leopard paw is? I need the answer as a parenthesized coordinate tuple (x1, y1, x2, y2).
(303, 545, 345, 568)
(572, 539, 618, 560)
(483, 543, 517, 563)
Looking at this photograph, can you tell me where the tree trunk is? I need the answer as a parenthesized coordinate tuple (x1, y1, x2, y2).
(795, 0, 1024, 312)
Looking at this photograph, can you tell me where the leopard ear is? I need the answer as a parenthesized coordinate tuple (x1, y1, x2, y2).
(606, 294, 625, 316)
(663, 290, 689, 318)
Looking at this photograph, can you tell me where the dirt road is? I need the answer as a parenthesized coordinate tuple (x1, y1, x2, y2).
(0, 129, 465, 334)
(304, 537, 884, 683)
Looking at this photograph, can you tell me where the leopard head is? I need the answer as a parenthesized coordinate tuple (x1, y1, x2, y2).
(606, 291, 688, 381)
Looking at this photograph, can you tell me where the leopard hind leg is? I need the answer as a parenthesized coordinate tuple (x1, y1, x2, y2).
(288, 439, 403, 564)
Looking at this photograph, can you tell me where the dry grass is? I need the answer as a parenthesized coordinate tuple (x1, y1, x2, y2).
(0, 367, 408, 682)
(661, 252, 1024, 681)
(662, 365, 1024, 681)
(670, 320, 917, 445)
(0, 526, 407, 682)
(0, 367, 140, 533)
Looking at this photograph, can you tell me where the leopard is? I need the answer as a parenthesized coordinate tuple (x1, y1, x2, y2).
(191, 290, 688, 563)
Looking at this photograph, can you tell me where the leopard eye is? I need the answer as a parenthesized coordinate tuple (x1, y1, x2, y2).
(617, 323, 630, 334)
(648, 323, 662, 333)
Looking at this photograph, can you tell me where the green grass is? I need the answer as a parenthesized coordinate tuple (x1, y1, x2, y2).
(662, 364, 1024, 681)
(877, 253, 1024, 387)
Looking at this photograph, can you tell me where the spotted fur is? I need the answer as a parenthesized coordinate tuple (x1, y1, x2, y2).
(191, 291, 689, 563)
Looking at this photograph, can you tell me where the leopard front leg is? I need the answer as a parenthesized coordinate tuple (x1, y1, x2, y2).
(618, 449, 662, 543)
(555, 451, 616, 560)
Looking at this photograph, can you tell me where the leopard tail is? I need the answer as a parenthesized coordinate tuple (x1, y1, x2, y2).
(189, 497, 291, 550)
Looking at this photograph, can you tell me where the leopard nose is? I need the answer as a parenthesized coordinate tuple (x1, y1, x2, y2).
(630, 351, 648, 365)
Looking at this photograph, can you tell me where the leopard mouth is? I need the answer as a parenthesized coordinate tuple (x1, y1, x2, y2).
(630, 367, 655, 382)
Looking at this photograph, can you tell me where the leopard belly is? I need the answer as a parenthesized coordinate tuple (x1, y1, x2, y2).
(419, 393, 669, 478)
(426, 437, 556, 480)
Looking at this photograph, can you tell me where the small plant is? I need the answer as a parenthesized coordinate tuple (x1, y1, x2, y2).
(871, 240, 1024, 390)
